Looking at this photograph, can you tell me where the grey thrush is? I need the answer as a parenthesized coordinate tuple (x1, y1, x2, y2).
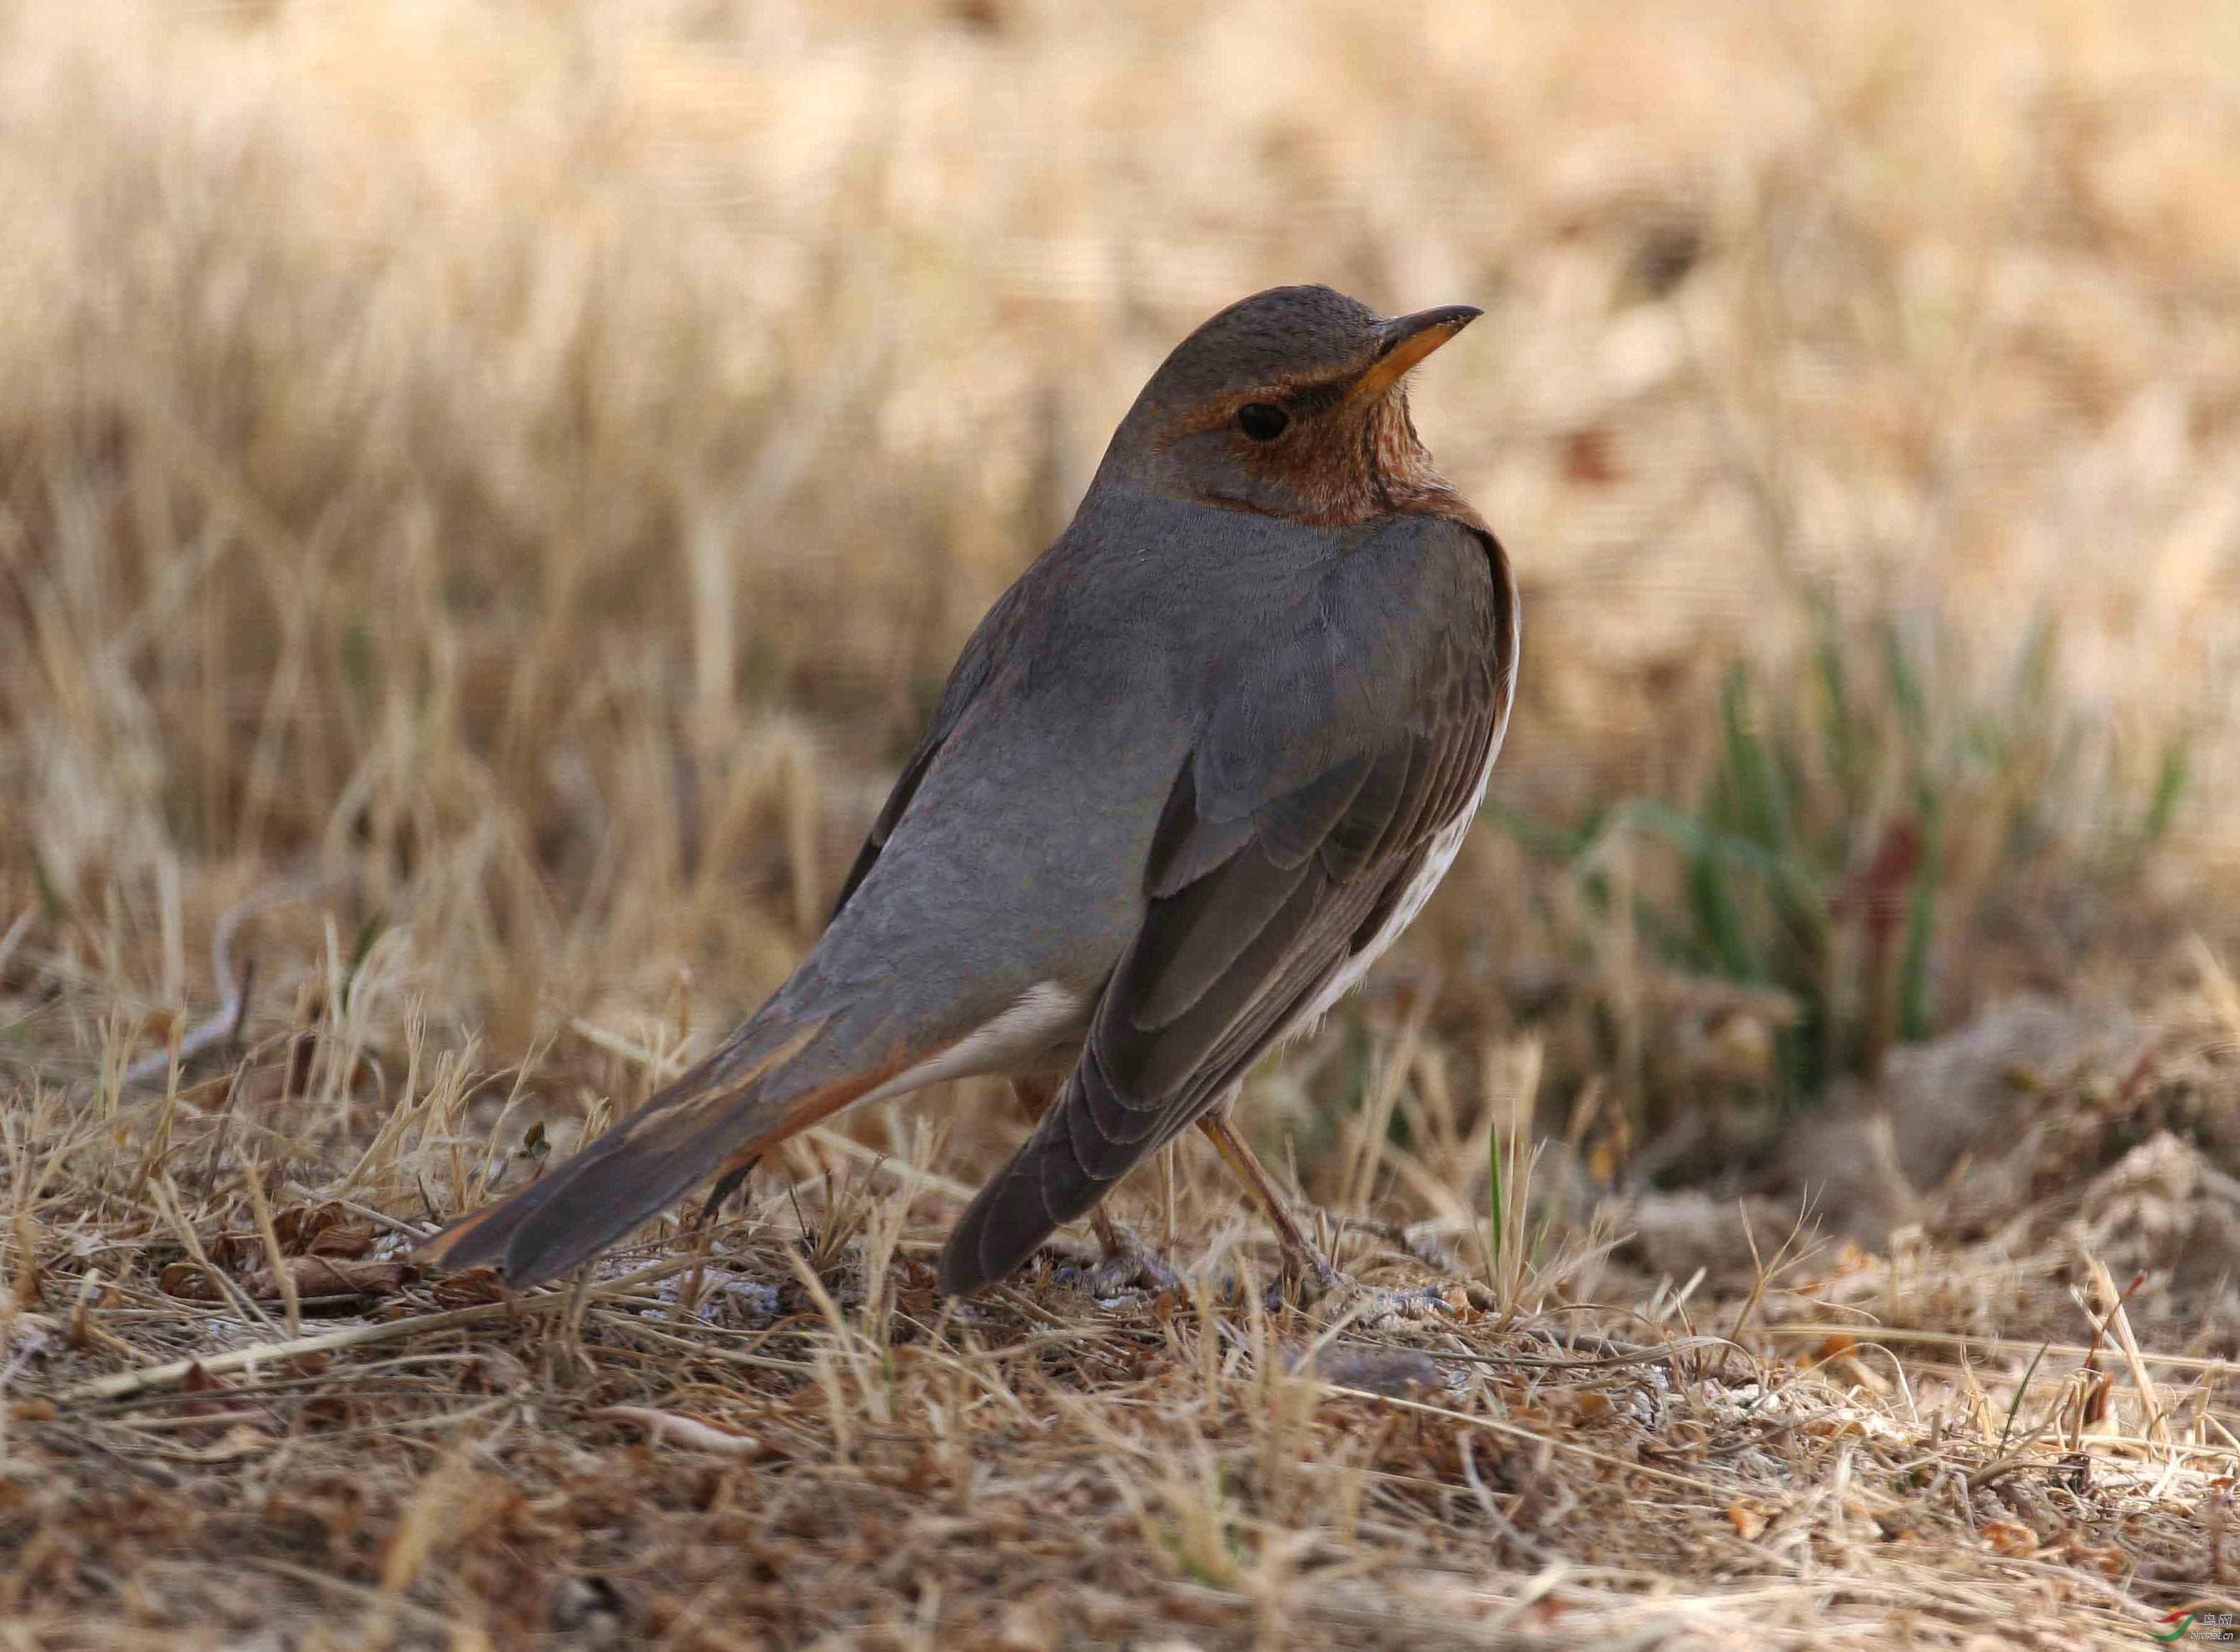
(417, 283, 1519, 1299)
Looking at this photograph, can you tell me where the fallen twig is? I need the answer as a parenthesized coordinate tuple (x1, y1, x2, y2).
(62, 1253, 698, 1404)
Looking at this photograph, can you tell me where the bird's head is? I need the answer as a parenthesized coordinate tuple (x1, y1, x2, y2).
(1098, 284, 1481, 527)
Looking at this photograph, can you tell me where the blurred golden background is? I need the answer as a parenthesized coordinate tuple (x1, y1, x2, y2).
(7, 0, 2236, 1126)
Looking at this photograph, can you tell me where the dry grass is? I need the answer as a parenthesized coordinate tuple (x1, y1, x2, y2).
(4, 0, 2240, 1645)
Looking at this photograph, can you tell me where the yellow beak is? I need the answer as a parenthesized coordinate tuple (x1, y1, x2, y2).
(1347, 304, 1483, 405)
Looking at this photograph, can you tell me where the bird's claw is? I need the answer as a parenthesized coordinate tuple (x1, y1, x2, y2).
(1056, 1218, 1182, 1299)
(1266, 1269, 1461, 1331)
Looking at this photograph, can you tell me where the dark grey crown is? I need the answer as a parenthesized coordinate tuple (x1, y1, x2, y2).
(1136, 284, 1386, 413)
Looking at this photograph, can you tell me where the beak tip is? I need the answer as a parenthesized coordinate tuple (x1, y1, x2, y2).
(1399, 301, 1481, 324)
(1348, 302, 1485, 402)
(1382, 304, 1485, 352)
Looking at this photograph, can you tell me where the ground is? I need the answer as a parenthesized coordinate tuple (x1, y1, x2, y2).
(4, 1, 2240, 1647)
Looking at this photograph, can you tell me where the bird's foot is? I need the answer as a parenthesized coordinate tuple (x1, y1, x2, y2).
(1055, 1215, 1182, 1299)
(1266, 1267, 1467, 1332)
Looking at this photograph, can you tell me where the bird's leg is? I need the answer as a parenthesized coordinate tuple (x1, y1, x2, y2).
(1010, 1078, 1178, 1294)
(1194, 1113, 1339, 1293)
(1197, 1112, 1457, 1325)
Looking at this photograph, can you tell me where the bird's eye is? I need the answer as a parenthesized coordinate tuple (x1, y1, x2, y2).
(1235, 402, 1289, 442)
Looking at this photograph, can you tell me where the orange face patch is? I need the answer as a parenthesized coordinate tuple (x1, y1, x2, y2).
(1161, 381, 1457, 528)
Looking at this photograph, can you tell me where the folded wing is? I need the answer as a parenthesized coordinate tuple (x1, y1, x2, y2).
(938, 515, 1514, 1295)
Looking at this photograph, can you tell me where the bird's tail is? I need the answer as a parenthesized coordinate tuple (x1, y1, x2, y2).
(415, 1006, 920, 1290)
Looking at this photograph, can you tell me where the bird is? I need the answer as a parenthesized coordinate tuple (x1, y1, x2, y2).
(416, 283, 1519, 1300)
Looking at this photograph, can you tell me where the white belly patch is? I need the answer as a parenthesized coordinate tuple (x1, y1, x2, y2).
(858, 981, 1086, 1104)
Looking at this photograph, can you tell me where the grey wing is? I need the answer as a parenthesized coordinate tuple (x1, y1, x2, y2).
(938, 520, 1514, 1295)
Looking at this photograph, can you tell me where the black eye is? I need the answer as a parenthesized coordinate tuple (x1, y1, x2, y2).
(1235, 402, 1289, 442)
